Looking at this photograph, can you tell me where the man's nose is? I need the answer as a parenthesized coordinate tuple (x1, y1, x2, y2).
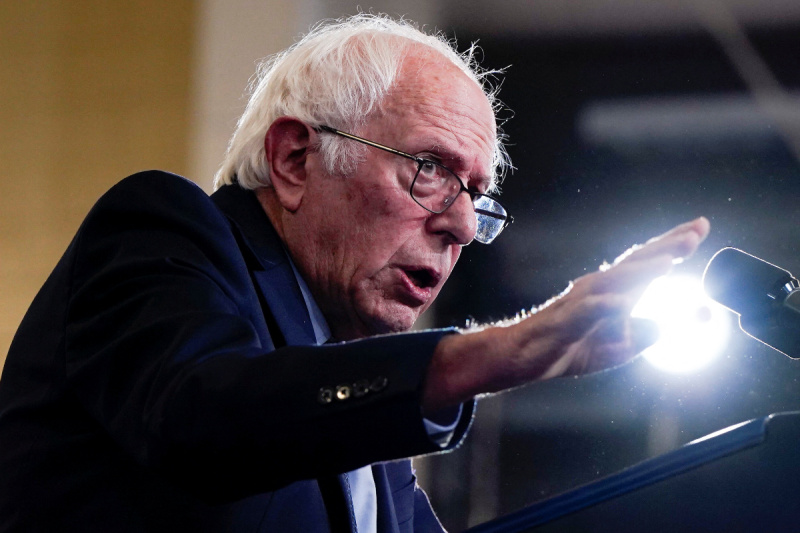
(425, 191, 477, 245)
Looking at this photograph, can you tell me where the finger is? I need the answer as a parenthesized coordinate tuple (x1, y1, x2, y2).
(613, 217, 710, 266)
(580, 253, 674, 296)
(620, 226, 703, 265)
(646, 216, 711, 246)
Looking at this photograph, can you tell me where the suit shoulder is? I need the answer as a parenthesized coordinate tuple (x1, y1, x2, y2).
(103, 170, 210, 206)
(71, 171, 240, 268)
(85, 171, 226, 226)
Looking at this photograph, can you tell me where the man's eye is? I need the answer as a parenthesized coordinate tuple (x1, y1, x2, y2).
(419, 160, 438, 176)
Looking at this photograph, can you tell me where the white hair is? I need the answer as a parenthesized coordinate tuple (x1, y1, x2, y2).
(214, 13, 509, 191)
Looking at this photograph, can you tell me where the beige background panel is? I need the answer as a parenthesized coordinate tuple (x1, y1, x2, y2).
(0, 0, 446, 371)
(189, 0, 310, 192)
(0, 1, 195, 367)
(188, 0, 443, 192)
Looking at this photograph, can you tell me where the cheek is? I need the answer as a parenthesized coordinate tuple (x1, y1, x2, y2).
(353, 224, 420, 278)
(352, 197, 426, 260)
(335, 184, 404, 244)
(313, 184, 389, 252)
(364, 186, 408, 220)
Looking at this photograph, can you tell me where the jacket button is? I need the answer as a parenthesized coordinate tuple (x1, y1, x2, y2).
(336, 385, 352, 400)
(370, 376, 388, 392)
(318, 387, 334, 404)
(353, 379, 370, 397)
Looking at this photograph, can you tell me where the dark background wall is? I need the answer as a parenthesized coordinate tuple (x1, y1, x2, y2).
(419, 23, 800, 531)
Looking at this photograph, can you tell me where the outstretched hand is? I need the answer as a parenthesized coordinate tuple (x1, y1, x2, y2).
(423, 217, 711, 414)
(523, 216, 711, 379)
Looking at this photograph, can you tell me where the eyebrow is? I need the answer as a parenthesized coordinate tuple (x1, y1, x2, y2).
(424, 144, 496, 192)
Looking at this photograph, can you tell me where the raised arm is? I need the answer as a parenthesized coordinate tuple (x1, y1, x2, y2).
(422, 217, 711, 414)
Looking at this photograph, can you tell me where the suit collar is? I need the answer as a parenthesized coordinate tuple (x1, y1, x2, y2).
(211, 183, 286, 268)
(211, 184, 317, 346)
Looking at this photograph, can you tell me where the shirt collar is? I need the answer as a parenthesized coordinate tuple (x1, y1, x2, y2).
(286, 256, 332, 345)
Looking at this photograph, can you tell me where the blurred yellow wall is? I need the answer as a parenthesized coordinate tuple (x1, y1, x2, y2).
(0, 0, 442, 371)
(0, 1, 195, 367)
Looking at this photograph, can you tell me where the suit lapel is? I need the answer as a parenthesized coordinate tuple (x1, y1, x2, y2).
(254, 268, 317, 346)
(210, 184, 316, 347)
(212, 184, 384, 533)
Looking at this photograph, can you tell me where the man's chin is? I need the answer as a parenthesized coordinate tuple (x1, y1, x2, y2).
(358, 305, 422, 337)
(329, 294, 428, 340)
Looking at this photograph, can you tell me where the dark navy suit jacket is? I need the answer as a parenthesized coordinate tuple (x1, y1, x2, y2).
(0, 171, 473, 532)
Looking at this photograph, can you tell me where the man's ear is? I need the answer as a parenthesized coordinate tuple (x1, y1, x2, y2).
(264, 117, 315, 212)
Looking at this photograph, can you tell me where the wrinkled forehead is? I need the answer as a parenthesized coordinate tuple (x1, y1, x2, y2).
(377, 47, 498, 182)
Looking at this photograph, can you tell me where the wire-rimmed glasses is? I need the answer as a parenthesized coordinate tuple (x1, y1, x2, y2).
(317, 125, 513, 244)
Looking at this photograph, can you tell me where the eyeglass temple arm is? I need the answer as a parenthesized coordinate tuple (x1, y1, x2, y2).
(319, 125, 513, 227)
(316, 125, 418, 162)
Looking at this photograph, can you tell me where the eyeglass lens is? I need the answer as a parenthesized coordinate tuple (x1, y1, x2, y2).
(410, 162, 460, 212)
(474, 196, 507, 244)
(411, 161, 508, 244)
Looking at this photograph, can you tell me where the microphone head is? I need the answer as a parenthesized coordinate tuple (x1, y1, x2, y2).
(703, 247, 794, 316)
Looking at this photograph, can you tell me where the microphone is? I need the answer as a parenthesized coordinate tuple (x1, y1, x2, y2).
(703, 247, 800, 358)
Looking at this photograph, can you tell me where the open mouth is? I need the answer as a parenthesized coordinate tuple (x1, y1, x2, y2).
(403, 267, 440, 289)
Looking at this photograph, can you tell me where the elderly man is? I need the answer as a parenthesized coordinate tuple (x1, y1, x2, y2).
(0, 14, 708, 533)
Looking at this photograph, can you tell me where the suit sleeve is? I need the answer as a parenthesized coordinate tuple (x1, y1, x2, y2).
(63, 171, 473, 502)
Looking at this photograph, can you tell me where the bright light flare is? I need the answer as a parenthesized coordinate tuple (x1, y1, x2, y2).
(632, 275, 731, 374)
